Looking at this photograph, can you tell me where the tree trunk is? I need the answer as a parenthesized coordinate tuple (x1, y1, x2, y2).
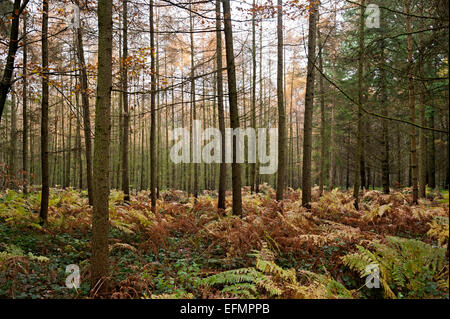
(250, 0, 257, 193)
(353, 0, 364, 209)
(317, 18, 326, 196)
(329, 2, 337, 191)
(140, 74, 145, 191)
(75, 86, 83, 189)
(222, 0, 242, 216)
(216, 0, 226, 210)
(380, 25, 390, 194)
(190, 7, 199, 198)
(406, 0, 418, 204)
(40, 0, 49, 224)
(289, 66, 295, 188)
(301, 2, 317, 208)
(418, 0, 426, 198)
(76, 8, 94, 205)
(256, 18, 263, 193)
(149, 0, 157, 211)
(22, 12, 28, 193)
(61, 76, 66, 188)
(0, 0, 29, 122)
(428, 106, 436, 189)
(121, 0, 130, 201)
(10, 90, 17, 180)
(91, 0, 113, 296)
(276, 0, 286, 202)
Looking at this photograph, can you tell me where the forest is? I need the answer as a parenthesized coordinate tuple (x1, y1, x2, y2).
(0, 0, 449, 300)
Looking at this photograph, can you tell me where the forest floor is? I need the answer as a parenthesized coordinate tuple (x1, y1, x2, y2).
(0, 184, 448, 299)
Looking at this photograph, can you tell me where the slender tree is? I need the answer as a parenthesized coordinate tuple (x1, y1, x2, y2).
(250, 0, 257, 193)
(406, 0, 418, 204)
(380, 21, 390, 195)
(353, 0, 365, 209)
(317, 14, 326, 196)
(75, 0, 94, 205)
(301, 1, 318, 208)
(10, 91, 17, 178)
(0, 0, 29, 122)
(276, 0, 286, 201)
(39, 0, 49, 224)
(91, 0, 113, 295)
(222, 0, 242, 216)
(329, 0, 337, 191)
(418, 0, 426, 198)
(150, 0, 157, 211)
(22, 11, 28, 194)
(190, 7, 198, 198)
(216, 0, 226, 210)
(121, 0, 130, 201)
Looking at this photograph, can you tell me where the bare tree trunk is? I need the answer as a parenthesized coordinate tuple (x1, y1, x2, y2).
(250, 0, 257, 193)
(216, 0, 226, 210)
(317, 18, 326, 196)
(222, 0, 242, 216)
(68, 50, 75, 187)
(121, 0, 130, 201)
(406, 0, 418, 204)
(428, 105, 436, 189)
(91, 0, 113, 296)
(353, 0, 364, 209)
(40, 0, 49, 224)
(30, 104, 34, 182)
(132, 86, 137, 189)
(150, 0, 157, 211)
(0, 0, 29, 121)
(181, 70, 186, 192)
(360, 125, 366, 189)
(51, 111, 58, 187)
(202, 76, 207, 190)
(242, 56, 248, 187)
(165, 58, 170, 189)
(117, 13, 123, 191)
(418, 0, 426, 198)
(171, 82, 176, 189)
(61, 76, 66, 188)
(329, 1, 337, 190)
(276, 0, 286, 201)
(140, 74, 145, 191)
(397, 126, 401, 185)
(22, 12, 28, 193)
(346, 130, 350, 189)
(256, 17, 263, 193)
(67, 103, 72, 187)
(289, 66, 294, 188)
(189, 7, 199, 198)
(10, 90, 17, 181)
(380, 20, 390, 194)
(301, 2, 317, 208)
(76, 7, 94, 205)
(75, 85, 83, 189)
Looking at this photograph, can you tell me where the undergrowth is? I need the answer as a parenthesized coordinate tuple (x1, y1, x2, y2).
(0, 185, 448, 299)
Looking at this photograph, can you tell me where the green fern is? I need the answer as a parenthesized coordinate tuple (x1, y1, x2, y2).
(221, 283, 258, 298)
(342, 236, 448, 298)
(202, 267, 268, 298)
(0, 243, 49, 269)
(202, 242, 353, 299)
(298, 269, 354, 299)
